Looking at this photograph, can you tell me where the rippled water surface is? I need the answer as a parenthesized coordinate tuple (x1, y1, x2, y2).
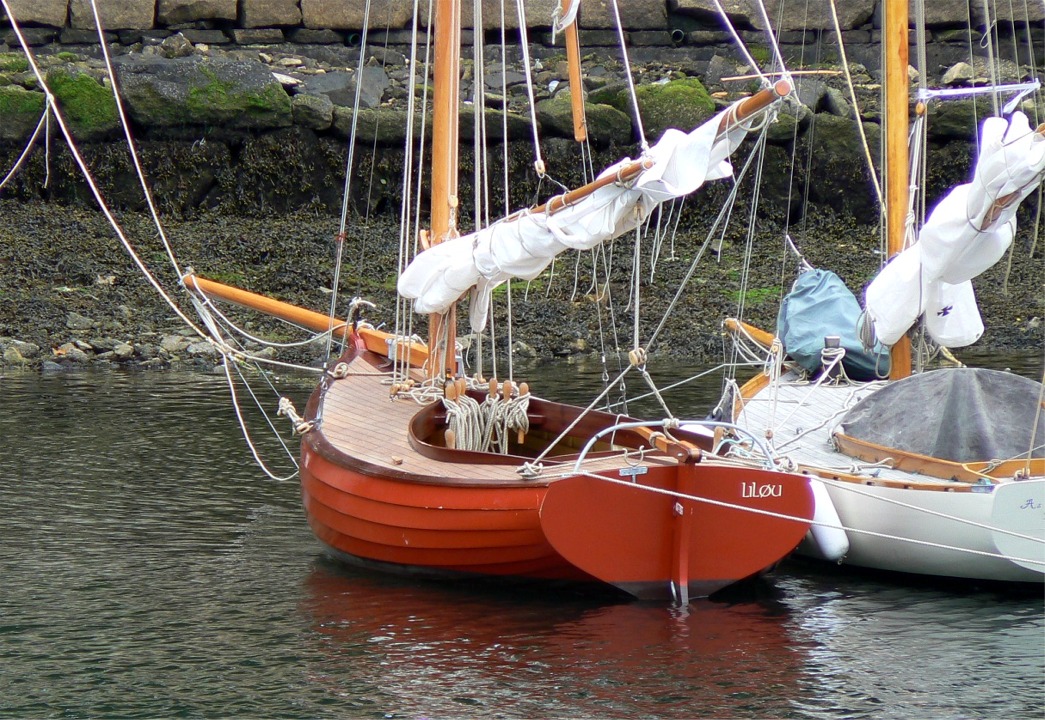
(1, 368, 1042, 718)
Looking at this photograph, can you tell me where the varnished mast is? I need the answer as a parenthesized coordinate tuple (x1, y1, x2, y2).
(562, 0, 587, 142)
(428, 0, 461, 378)
(884, 0, 912, 379)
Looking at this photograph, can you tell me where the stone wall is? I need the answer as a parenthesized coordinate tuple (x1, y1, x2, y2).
(3, 0, 1043, 40)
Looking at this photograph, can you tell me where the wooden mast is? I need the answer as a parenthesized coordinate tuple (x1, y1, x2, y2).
(884, 0, 912, 380)
(562, 0, 587, 142)
(428, 0, 461, 378)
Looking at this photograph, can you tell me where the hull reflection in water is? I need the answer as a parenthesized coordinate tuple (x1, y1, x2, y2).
(300, 562, 806, 718)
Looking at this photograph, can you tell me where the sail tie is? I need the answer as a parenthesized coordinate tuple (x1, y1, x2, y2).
(277, 398, 314, 435)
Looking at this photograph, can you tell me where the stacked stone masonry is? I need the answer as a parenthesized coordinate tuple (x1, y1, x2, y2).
(3, 0, 1042, 37)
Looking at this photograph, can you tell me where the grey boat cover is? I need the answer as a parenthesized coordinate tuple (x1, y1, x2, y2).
(839, 368, 1045, 462)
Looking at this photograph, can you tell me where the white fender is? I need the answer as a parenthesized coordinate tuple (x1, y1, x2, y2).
(805, 478, 850, 561)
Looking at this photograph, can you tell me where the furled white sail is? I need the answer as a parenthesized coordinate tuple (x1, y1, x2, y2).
(865, 111, 1045, 347)
(398, 104, 756, 331)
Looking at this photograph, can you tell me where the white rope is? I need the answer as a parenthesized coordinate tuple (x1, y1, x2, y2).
(394, 0, 430, 378)
(709, 0, 768, 87)
(515, 0, 546, 175)
(551, 0, 581, 39)
(0, 0, 209, 344)
(527, 364, 636, 470)
(644, 126, 771, 352)
(220, 354, 300, 482)
(0, 98, 51, 192)
(609, 0, 648, 151)
(86, 0, 189, 282)
(828, 0, 883, 206)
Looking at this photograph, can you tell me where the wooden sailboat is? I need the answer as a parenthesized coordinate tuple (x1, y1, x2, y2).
(720, 0, 1045, 583)
(179, 2, 814, 601)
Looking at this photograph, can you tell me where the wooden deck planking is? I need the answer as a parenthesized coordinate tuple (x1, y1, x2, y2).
(314, 352, 676, 484)
(735, 374, 955, 486)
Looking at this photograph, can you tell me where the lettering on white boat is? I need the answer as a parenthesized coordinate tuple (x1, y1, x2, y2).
(741, 481, 782, 498)
(1019, 498, 1042, 510)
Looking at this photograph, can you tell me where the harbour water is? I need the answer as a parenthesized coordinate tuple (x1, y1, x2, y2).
(0, 365, 1042, 718)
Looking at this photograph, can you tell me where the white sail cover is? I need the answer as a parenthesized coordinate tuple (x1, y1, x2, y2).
(865, 111, 1045, 347)
(398, 106, 754, 331)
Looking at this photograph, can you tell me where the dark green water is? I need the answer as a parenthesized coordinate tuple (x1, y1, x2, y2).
(0, 365, 1042, 718)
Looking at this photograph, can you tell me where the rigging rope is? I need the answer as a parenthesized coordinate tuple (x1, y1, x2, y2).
(326, 0, 373, 358)
(609, 0, 648, 151)
(1, 1, 208, 344)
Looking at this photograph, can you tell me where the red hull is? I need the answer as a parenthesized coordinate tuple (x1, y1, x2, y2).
(301, 447, 586, 581)
(299, 344, 815, 599)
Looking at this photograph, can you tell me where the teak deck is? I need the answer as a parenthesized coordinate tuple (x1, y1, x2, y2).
(312, 350, 675, 485)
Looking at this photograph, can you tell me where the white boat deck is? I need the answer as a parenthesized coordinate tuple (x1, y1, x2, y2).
(732, 373, 957, 486)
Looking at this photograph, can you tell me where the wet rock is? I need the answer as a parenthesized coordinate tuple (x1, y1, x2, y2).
(512, 340, 537, 359)
(187, 341, 219, 358)
(0, 86, 46, 143)
(46, 67, 120, 141)
(68, 0, 155, 30)
(821, 86, 850, 117)
(55, 342, 91, 363)
(766, 100, 811, 144)
(3, 345, 27, 366)
(114, 55, 292, 129)
(332, 105, 412, 145)
(157, 0, 236, 25)
(302, 66, 389, 110)
(291, 92, 334, 130)
(113, 341, 135, 360)
(66, 312, 95, 331)
(158, 33, 196, 59)
(801, 113, 881, 222)
(88, 337, 118, 352)
(942, 61, 974, 86)
(536, 90, 632, 147)
(0, 337, 41, 360)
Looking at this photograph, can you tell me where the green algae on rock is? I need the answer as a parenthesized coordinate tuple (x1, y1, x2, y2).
(113, 56, 292, 130)
(46, 67, 120, 141)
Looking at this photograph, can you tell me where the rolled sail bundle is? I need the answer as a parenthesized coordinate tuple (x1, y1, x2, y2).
(398, 87, 786, 331)
(865, 111, 1045, 347)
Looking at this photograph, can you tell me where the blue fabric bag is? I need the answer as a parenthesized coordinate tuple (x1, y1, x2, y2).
(776, 269, 890, 381)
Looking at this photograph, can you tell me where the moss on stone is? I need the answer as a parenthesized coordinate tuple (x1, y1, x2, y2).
(589, 76, 716, 140)
(633, 76, 716, 138)
(0, 53, 29, 73)
(186, 65, 291, 124)
(46, 68, 118, 139)
(0, 84, 44, 115)
(0, 85, 47, 142)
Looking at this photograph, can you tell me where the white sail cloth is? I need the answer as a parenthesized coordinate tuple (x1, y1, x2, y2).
(398, 107, 752, 331)
(865, 111, 1045, 347)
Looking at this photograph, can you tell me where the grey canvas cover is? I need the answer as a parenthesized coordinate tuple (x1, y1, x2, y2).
(839, 368, 1045, 462)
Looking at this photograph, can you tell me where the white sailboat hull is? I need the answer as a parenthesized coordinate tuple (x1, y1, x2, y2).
(733, 375, 1044, 584)
(807, 478, 1044, 583)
